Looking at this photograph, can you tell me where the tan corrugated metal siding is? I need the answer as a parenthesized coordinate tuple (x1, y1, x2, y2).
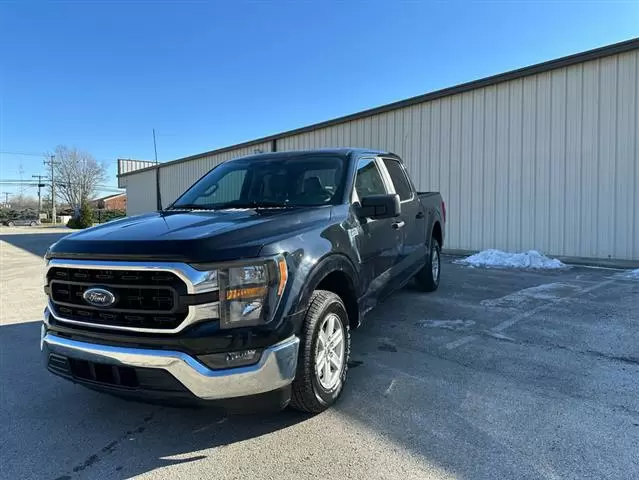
(125, 169, 157, 216)
(117, 159, 156, 187)
(118, 159, 156, 174)
(278, 50, 638, 260)
(122, 46, 639, 260)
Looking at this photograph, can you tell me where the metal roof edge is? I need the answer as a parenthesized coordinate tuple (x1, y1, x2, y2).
(116, 158, 157, 176)
(118, 37, 639, 178)
(94, 192, 127, 201)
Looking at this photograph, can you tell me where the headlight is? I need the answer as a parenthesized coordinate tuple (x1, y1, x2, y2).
(193, 255, 288, 329)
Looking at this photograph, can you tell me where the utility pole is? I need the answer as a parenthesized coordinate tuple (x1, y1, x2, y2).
(18, 163, 25, 197)
(1, 192, 10, 207)
(44, 155, 59, 224)
(32, 174, 46, 214)
(153, 128, 158, 164)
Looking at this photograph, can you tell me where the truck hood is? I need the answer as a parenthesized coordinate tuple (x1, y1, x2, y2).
(47, 207, 333, 262)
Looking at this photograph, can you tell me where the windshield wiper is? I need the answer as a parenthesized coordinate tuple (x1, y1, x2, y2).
(166, 203, 216, 211)
(168, 200, 294, 211)
(222, 200, 294, 209)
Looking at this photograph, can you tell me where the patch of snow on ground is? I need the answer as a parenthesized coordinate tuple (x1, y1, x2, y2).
(480, 282, 581, 308)
(455, 249, 566, 270)
(416, 319, 475, 330)
(625, 269, 639, 279)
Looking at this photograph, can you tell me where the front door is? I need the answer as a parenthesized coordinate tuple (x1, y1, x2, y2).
(351, 157, 403, 307)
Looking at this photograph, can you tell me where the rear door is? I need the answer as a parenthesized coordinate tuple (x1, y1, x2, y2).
(380, 157, 428, 277)
(351, 157, 403, 302)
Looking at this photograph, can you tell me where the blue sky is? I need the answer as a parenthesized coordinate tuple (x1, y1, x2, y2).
(1, 1, 637, 197)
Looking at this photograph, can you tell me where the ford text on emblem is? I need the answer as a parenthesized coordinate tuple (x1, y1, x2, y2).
(83, 288, 116, 308)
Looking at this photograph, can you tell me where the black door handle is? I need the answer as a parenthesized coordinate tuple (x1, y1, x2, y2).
(391, 221, 405, 230)
(416, 211, 425, 219)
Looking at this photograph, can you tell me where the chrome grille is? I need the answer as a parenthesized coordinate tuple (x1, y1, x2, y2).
(47, 266, 188, 330)
(48, 267, 186, 291)
(49, 281, 176, 312)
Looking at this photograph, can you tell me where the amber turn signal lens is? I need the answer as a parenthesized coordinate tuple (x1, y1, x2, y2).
(225, 286, 268, 300)
(277, 257, 288, 296)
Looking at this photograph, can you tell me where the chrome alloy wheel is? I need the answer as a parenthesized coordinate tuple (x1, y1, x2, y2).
(315, 313, 345, 390)
(432, 247, 440, 281)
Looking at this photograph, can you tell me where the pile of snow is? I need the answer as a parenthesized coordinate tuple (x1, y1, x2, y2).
(454, 249, 566, 270)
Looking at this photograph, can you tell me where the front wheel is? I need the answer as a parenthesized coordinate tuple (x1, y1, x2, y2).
(7, 221, 14, 227)
(290, 290, 350, 413)
(415, 236, 441, 292)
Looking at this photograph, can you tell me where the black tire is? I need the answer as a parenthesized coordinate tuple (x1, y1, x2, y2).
(7, 221, 14, 227)
(290, 290, 351, 413)
(415, 236, 441, 292)
(30, 221, 37, 227)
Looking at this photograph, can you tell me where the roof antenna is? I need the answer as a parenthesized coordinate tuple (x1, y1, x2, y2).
(156, 166, 163, 211)
(153, 128, 159, 164)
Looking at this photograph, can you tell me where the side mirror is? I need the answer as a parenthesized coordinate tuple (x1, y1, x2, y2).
(357, 194, 401, 219)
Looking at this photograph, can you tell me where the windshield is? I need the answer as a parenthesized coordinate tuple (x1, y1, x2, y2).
(170, 154, 347, 209)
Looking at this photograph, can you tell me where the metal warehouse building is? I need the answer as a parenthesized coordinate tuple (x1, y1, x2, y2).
(118, 38, 639, 262)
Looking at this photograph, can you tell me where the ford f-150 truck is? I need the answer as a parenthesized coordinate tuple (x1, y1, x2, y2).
(42, 149, 445, 413)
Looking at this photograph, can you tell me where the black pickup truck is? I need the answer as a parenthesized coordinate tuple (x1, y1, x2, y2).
(42, 149, 445, 413)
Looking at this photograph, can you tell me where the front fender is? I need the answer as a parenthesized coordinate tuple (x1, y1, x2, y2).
(293, 253, 359, 318)
(259, 206, 361, 334)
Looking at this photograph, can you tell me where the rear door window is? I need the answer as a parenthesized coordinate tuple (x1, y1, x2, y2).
(382, 158, 413, 201)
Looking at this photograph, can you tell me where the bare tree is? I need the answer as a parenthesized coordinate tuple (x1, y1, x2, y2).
(48, 145, 107, 211)
(12, 194, 39, 210)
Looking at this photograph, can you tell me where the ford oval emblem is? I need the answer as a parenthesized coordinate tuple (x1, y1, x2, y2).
(83, 287, 116, 308)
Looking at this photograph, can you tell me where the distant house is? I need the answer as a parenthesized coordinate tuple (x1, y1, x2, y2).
(92, 193, 127, 211)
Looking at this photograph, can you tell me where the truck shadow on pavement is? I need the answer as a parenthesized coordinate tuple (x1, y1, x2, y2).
(1, 321, 313, 480)
(0, 232, 69, 257)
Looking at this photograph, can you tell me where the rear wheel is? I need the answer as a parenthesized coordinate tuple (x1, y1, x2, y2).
(415, 236, 441, 292)
(30, 221, 37, 227)
(7, 221, 14, 227)
(290, 290, 350, 413)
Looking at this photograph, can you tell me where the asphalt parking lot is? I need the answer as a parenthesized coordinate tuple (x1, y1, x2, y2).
(1, 228, 638, 480)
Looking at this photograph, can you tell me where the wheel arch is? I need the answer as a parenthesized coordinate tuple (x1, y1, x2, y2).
(432, 221, 443, 247)
(294, 254, 360, 330)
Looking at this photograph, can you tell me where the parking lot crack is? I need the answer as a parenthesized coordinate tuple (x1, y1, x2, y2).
(584, 351, 639, 366)
(515, 338, 639, 368)
(52, 412, 155, 479)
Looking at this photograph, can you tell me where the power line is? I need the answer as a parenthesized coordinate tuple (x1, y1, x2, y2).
(0, 180, 122, 193)
(0, 179, 120, 187)
(0, 150, 115, 165)
(0, 150, 43, 157)
(0, 180, 43, 184)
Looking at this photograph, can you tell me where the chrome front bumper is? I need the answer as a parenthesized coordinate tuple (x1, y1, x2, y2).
(42, 330, 300, 400)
